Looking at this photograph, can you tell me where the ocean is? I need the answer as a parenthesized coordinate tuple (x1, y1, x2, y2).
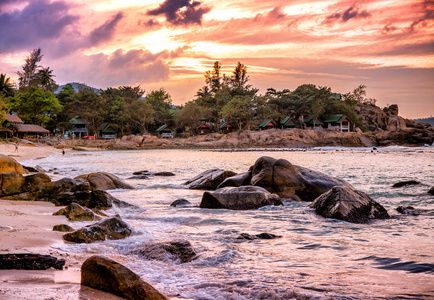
(22, 147, 434, 299)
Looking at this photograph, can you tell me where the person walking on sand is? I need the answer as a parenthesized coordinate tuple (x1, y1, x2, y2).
(14, 142, 18, 153)
(62, 147, 65, 156)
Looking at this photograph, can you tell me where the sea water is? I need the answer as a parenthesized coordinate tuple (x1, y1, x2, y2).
(23, 147, 434, 299)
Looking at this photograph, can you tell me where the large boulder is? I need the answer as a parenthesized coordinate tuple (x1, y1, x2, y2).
(310, 186, 390, 224)
(130, 240, 197, 263)
(219, 156, 352, 201)
(76, 172, 134, 191)
(53, 190, 136, 209)
(184, 169, 237, 190)
(22, 172, 51, 192)
(0, 154, 24, 174)
(0, 171, 25, 196)
(81, 255, 167, 300)
(0, 254, 65, 270)
(200, 186, 282, 210)
(63, 217, 132, 243)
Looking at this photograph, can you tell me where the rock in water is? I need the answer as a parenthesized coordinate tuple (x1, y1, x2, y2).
(53, 203, 100, 221)
(0, 253, 65, 270)
(130, 240, 197, 263)
(428, 186, 434, 195)
(170, 199, 191, 207)
(75, 172, 134, 191)
(0, 154, 24, 174)
(200, 186, 282, 210)
(81, 255, 167, 300)
(53, 224, 74, 232)
(392, 180, 421, 188)
(219, 156, 352, 201)
(184, 168, 237, 190)
(63, 217, 132, 243)
(310, 186, 390, 224)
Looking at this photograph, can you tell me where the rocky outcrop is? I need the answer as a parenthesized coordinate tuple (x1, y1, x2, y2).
(0, 171, 25, 196)
(219, 156, 352, 201)
(53, 203, 101, 221)
(130, 240, 197, 263)
(53, 224, 74, 232)
(170, 199, 192, 207)
(0, 253, 65, 270)
(53, 190, 136, 209)
(310, 186, 390, 223)
(356, 103, 407, 132)
(396, 206, 422, 216)
(185, 169, 237, 190)
(81, 255, 167, 300)
(63, 217, 132, 243)
(75, 172, 134, 191)
(0, 154, 24, 174)
(200, 186, 282, 210)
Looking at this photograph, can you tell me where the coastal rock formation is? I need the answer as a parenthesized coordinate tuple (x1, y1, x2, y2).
(200, 186, 282, 210)
(0, 253, 65, 270)
(219, 156, 352, 201)
(130, 240, 197, 263)
(170, 199, 192, 207)
(236, 233, 282, 240)
(75, 172, 134, 191)
(0, 171, 25, 196)
(22, 172, 51, 192)
(81, 255, 167, 300)
(53, 203, 101, 221)
(53, 190, 136, 209)
(396, 206, 422, 216)
(185, 169, 237, 190)
(0, 154, 24, 174)
(63, 217, 132, 243)
(53, 224, 74, 232)
(310, 186, 390, 224)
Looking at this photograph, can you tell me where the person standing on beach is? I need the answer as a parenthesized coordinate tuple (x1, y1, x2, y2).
(14, 142, 18, 153)
(62, 147, 65, 156)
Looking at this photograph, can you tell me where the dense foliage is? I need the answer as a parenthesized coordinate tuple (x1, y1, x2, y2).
(1, 49, 374, 137)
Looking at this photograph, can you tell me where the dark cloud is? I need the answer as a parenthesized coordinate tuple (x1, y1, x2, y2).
(410, 0, 434, 30)
(377, 41, 434, 56)
(382, 24, 398, 34)
(325, 6, 371, 24)
(0, 0, 78, 52)
(87, 12, 124, 47)
(147, 0, 211, 26)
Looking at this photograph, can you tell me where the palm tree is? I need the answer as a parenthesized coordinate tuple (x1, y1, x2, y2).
(37, 67, 57, 92)
(0, 73, 15, 97)
(17, 48, 43, 88)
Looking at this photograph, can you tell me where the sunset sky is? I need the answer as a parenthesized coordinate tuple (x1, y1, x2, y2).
(0, 0, 433, 118)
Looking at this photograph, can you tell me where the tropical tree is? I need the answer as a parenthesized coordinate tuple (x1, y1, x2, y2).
(0, 96, 7, 124)
(220, 96, 252, 130)
(70, 89, 108, 137)
(175, 101, 203, 134)
(54, 84, 76, 134)
(128, 99, 155, 133)
(204, 61, 224, 95)
(17, 48, 43, 89)
(146, 88, 173, 126)
(37, 67, 57, 92)
(8, 87, 62, 126)
(0, 73, 15, 97)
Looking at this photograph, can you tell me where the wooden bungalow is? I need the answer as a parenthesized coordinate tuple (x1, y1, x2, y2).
(100, 123, 116, 139)
(303, 115, 323, 130)
(1, 114, 22, 138)
(323, 115, 351, 132)
(14, 124, 50, 138)
(280, 116, 297, 129)
(156, 124, 174, 138)
(259, 119, 276, 130)
(69, 118, 88, 138)
(197, 123, 213, 135)
(219, 121, 234, 134)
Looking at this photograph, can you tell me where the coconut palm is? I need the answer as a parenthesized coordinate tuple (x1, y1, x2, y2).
(37, 67, 57, 92)
(17, 48, 43, 88)
(0, 73, 15, 97)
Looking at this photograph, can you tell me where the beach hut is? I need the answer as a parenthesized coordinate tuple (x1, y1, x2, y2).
(156, 124, 174, 138)
(1, 114, 23, 138)
(303, 115, 323, 130)
(259, 119, 276, 130)
(69, 118, 88, 138)
(197, 123, 213, 135)
(219, 121, 234, 134)
(280, 116, 297, 129)
(100, 123, 116, 139)
(323, 115, 351, 132)
(14, 124, 50, 138)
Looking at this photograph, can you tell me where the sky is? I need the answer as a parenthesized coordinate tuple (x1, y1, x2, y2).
(0, 0, 433, 119)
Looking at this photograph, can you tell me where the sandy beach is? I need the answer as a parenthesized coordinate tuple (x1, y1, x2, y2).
(0, 142, 125, 299)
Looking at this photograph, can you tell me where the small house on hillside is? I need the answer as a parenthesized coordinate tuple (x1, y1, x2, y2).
(219, 121, 234, 134)
(323, 115, 351, 132)
(259, 119, 276, 130)
(156, 124, 174, 138)
(14, 124, 50, 138)
(303, 115, 323, 130)
(197, 123, 213, 135)
(280, 116, 297, 129)
(100, 123, 116, 139)
(69, 118, 88, 138)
